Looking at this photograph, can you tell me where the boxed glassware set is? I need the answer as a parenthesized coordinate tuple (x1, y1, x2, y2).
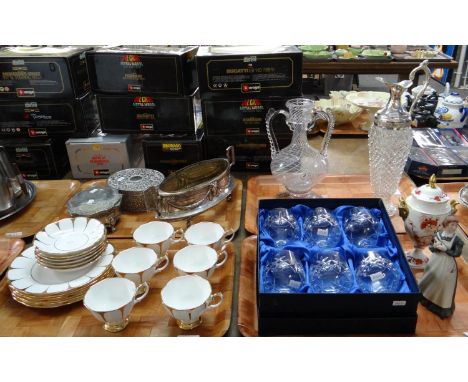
(257, 198, 420, 336)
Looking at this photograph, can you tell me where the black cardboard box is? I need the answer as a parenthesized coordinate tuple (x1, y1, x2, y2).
(206, 134, 291, 171)
(142, 130, 205, 175)
(0, 138, 69, 179)
(97, 89, 201, 135)
(0, 93, 99, 138)
(0, 46, 92, 100)
(196, 46, 302, 99)
(256, 198, 420, 336)
(202, 97, 291, 136)
(86, 46, 198, 96)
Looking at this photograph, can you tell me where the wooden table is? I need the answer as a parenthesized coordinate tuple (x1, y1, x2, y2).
(0, 239, 235, 336)
(0, 180, 80, 239)
(244, 175, 467, 235)
(51, 178, 243, 239)
(238, 235, 468, 337)
(303, 59, 459, 81)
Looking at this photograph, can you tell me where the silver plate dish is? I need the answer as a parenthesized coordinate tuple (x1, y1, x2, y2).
(156, 146, 235, 219)
(0, 181, 36, 222)
(156, 176, 235, 221)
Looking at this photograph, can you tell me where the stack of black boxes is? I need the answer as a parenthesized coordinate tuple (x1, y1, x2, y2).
(0, 46, 99, 179)
(85, 46, 204, 176)
(196, 45, 303, 170)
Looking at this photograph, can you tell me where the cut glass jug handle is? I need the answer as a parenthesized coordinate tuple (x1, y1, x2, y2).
(266, 108, 290, 157)
(313, 110, 335, 157)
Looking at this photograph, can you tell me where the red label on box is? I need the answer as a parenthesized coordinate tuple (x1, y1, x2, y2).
(28, 128, 47, 137)
(140, 123, 154, 131)
(241, 83, 261, 93)
(93, 169, 110, 176)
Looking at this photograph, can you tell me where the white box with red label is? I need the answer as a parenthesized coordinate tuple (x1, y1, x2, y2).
(66, 134, 143, 179)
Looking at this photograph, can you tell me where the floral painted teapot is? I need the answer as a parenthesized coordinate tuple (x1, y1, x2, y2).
(399, 174, 458, 269)
(435, 92, 468, 129)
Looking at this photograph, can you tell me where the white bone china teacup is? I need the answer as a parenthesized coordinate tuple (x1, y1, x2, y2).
(83, 277, 144, 332)
(184, 222, 234, 251)
(173, 245, 227, 279)
(133, 221, 183, 257)
(112, 247, 169, 300)
(161, 275, 223, 330)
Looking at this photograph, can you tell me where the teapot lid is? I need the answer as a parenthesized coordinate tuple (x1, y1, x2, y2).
(443, 92, 463, 106)
(412, 174, 449, 203)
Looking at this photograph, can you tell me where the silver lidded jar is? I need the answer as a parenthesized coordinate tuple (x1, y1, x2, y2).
(368, 60, 430, 216)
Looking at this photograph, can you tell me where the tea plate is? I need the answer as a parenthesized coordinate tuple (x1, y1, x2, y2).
(8, 244, 114, 294)
(34, 217, 105, 256)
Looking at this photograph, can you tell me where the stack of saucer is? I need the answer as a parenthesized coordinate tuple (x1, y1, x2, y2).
(34, 217, 107, 270)
(7, 244, 115, 308)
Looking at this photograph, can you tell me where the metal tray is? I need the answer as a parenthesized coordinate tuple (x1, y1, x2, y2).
(157, 176, 236, 221)
(0, 181, 36, 222)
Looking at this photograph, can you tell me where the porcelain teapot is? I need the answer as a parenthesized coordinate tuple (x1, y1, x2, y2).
(399, 174, 458, 269)
(435, 92, 468, 128)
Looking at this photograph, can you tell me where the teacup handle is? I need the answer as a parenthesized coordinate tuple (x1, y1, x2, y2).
(222, 228, 235, 244)
(207, 292, 223, 310)
(134, 283, 149, 304)
(215, 250, 228, 268)
(154, 255, 169, 273)
(172, 228, 185, 243)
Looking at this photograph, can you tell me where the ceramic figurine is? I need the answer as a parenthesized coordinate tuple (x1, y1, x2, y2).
(399, 174, 458, 269)
(419, 215, 464, 318)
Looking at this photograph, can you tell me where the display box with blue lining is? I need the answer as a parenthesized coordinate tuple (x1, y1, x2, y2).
(256, 198, 421, 336)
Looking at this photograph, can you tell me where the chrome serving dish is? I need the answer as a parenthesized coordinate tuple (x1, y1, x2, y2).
(156, 146, 235, 220)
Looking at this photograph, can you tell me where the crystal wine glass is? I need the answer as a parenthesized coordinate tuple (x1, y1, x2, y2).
(262, 250, 306, 293)
(303, 207, 341, 247)
(263, 208, 300, 247)
(344, 207, 381, 247)
(355, 250, 402, 293)
(309, 250, 354, 293)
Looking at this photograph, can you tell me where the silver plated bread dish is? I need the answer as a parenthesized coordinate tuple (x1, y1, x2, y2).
(156, 146, 235, 220)
(108, 168, 165, 212)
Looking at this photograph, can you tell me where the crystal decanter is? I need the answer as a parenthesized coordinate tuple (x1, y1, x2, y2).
(266, 98, 335, 197)
(368, 60, 430, 216)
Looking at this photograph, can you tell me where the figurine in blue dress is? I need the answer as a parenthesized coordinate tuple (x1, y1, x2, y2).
(419, 215, 464, 318)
